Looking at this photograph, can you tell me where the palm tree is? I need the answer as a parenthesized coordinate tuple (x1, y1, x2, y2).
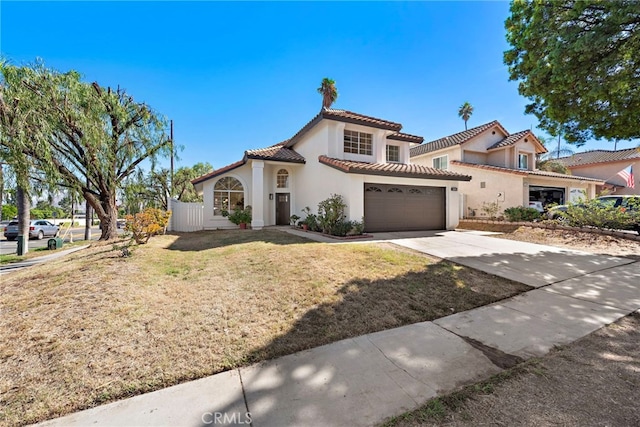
(458, 102, 474, 130)
(317, 78, 338, 110)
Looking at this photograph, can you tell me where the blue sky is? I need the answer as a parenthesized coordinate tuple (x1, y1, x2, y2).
(1, 1, 633, 171)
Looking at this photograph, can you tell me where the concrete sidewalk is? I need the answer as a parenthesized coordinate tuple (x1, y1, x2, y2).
(0, 245, 90, 275)
(37, 231, 640, 427)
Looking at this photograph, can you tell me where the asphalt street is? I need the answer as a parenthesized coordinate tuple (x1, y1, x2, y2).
(0, 226, 102, 255)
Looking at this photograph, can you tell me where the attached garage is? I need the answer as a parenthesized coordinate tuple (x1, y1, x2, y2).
(364, 183, 446, 232)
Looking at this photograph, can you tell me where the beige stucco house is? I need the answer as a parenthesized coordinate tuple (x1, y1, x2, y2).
(192, 109, 471, 232)
(556, 148, 639, 196)
(410, 121, 604, 218)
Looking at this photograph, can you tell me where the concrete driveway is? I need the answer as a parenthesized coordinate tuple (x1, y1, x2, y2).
(382, 230, 635, 288)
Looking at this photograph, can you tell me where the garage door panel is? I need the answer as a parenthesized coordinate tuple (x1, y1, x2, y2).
(364, 183, 445, 232)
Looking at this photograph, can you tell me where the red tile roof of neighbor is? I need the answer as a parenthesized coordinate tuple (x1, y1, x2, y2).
(319, 156, 472, 181)
(450, 161, 604, 183)
(557, 148, 640, 167)
(410, 121, 506, 156)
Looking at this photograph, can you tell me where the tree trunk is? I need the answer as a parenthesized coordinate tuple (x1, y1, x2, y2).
(16, 184, 30, 255)
(84, 189, 118, 240)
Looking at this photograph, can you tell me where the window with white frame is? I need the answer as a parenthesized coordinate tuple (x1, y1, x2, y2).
(213, 177, 244, 216)
(386, 145, 400, 162)
(518, 154, 529, 170)
(344, 130, 373, 155)
(433, 155, 448, 170)
(276, 169, 289, 188)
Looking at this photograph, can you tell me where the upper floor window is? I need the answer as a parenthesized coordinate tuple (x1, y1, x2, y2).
(518, 154, 529, 170)
(433, 155, 448, 170)
(276, 169, 289, 188)
(386, 145, 400, 162)
(344, 130, 372, 155)
(214, 177, 244, 216)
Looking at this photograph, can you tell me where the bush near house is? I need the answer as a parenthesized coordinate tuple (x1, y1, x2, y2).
(303, 194, 365, 237)
(504, 206, 541, 222)
(563, 198, 640, 232)
(125, 208, 172, 244)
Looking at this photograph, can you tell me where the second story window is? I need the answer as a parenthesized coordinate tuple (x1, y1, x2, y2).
(433, 155, 448, 170)
(344, 130, 372, 155)
(386, 145, 400, 162)
(518, 153, 529, 170)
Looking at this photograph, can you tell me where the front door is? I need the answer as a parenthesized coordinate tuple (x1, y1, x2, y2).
(276, 193, 290, 225)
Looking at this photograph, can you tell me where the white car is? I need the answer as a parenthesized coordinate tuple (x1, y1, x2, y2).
(528, 201, 544, 213)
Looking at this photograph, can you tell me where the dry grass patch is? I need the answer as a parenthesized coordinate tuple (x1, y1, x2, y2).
(0, 229, 529, 426)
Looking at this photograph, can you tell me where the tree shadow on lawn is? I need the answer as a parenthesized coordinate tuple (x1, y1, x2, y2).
(196, 260, 530, 427)
(165, 228, 313, 251)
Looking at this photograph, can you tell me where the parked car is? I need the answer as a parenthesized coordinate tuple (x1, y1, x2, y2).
(3, 220, 60, 241)
(528, 201, 544, 213)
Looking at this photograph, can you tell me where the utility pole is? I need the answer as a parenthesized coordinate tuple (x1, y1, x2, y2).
(170, 119, 174, 199)
(84, 176, 91, 241)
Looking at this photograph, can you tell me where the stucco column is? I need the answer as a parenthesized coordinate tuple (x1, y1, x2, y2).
(251, 160, 265, 230)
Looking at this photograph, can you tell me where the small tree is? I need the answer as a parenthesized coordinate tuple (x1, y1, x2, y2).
(125, 208, 171, 244)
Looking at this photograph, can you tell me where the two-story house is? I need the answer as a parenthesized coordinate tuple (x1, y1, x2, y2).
(557, 148, 639, 196)
(192, 108, 471, 232)
(410, 121, 603, 218)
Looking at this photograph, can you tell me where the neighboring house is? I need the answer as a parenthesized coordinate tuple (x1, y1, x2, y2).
(556, 148, 640, 195)
(191, 108, 472, 232)
(409, 121, 603, 218)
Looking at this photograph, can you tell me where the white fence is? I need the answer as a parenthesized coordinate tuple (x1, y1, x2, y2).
(168, 199, 204, 232)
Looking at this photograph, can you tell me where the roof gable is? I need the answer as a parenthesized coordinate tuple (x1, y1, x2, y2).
(410, 121, 507, 157)
(486, 130, 547, 153)
(285, 108, 406, 148)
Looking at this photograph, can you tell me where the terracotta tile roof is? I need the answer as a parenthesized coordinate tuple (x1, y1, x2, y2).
(486, 130, 546, 153)
(191, 143, 306, 185)
(410, 121, 506, 157)
(387, 132, 424, 144)
(191, 160, 245, 185)
(557, 148, 640, 167)
(286, 108, 406, 147)
(245, 141, 306, 163)
(450, 161, 604, 183)
(319, 156, 471, 181)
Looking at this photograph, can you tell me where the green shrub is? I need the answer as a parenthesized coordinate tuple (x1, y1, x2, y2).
(564, 198, 639, 230)
(317, 194, 348, 235)
(2, 204, 17, 221)
(481, 201, 501, 220)
(226, 206, 252, 225)
(504, 206, 541, 222)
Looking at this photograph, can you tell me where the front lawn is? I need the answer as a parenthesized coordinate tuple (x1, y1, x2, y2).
(0, 229, 529, 426)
